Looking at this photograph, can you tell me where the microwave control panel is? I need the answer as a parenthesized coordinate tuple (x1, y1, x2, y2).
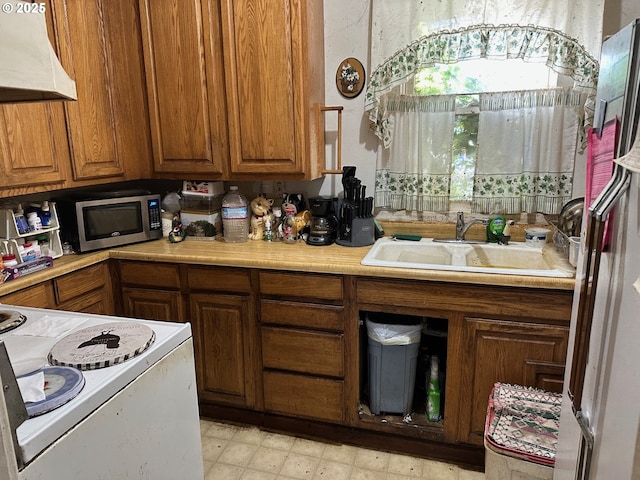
(148, 198, 162, 231)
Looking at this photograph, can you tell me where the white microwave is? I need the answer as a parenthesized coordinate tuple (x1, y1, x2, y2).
(57, 190, 163, 253)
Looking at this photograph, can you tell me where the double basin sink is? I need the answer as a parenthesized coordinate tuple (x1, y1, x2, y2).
(361, 237, 575, 277)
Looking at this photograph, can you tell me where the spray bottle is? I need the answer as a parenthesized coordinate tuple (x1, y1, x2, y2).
(427, 355, 441, 422)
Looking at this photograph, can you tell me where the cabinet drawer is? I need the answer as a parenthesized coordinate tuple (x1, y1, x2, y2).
(119, 261, 181, 289)
(58, 289, 108, 314)
(262, 327, 344, 377)
(1, 283, 54, 309)
(259, 271, 343, 302)
(261, 299, 344, 331)
(54, 263, 107, 304)
(187, 266, 251, 294)
(263, 371, 344, 423)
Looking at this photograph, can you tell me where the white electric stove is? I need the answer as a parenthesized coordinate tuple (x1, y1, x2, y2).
(0, 305, 203, 479)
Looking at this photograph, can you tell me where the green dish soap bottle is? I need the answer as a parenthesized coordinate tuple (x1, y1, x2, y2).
(427, 355, 441, 422)
(486, 216, 505, 243)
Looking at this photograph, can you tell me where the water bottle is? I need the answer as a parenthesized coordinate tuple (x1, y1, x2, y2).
(222, 186, 249, 243)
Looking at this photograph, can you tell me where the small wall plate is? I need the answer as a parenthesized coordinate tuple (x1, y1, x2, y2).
(336, 57, 365, 98)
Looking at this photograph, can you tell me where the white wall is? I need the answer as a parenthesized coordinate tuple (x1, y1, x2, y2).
(305, 0, 638, 203)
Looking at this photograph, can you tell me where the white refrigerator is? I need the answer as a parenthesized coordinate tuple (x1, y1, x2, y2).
(554, 18, 640, 480)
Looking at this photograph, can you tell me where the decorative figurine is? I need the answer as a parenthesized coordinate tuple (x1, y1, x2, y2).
(249, 194, 275, 240)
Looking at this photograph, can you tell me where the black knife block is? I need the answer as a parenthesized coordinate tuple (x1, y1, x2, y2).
(336, 217, 375, 247)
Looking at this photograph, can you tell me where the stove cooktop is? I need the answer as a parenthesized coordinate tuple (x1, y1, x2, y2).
(0, 305, 192, 466)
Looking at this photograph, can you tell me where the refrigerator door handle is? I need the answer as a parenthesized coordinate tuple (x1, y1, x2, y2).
(574, 411, 595, 480)
(569, 164, 631, 411)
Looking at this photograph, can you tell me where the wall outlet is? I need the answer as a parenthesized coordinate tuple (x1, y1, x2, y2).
(274, 181, 285, 197)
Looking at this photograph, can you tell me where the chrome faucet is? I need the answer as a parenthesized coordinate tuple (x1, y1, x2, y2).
(455, 212, 489, 241)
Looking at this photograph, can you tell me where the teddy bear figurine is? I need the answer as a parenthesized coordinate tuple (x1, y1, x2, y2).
(249, 194, 275, 240)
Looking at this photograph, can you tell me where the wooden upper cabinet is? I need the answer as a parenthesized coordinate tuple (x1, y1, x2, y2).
(138, 0, 228, 176)
(0, 102, 70, 192)
(0, 2, 69, 193)
(221, 0, 325, 178)
(52, 0, 152, 181)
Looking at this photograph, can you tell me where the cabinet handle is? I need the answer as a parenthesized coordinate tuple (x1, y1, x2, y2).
(317, 104, 344, 174)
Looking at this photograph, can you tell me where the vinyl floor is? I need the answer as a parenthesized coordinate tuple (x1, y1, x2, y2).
(200, 418, 485, 480)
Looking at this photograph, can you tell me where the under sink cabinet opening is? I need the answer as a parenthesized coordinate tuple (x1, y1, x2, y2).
(358, 311, 448, 432)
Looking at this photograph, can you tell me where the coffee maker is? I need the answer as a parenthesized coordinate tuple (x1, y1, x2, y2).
(306, 197, 338, 246)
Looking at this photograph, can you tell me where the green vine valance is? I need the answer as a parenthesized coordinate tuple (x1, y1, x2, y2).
(365, 23, 599, 148)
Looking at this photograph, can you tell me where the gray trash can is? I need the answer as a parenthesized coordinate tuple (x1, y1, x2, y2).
(366, 318, 421, 415)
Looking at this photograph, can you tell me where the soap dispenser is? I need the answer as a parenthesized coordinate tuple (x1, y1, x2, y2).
(486, 216, 505, 243)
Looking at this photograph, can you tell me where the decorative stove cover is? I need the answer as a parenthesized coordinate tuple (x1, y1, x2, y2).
(48, 322, 156, 370)
(20, 366, 85, 417)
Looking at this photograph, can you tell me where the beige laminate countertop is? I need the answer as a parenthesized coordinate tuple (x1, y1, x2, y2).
(0, 236, 576, 297)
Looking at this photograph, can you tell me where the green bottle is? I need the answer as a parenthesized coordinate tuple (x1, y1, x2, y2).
(486, 216, 505, 243)
(427, 356, 441, 422)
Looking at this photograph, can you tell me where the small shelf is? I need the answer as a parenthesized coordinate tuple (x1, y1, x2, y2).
(0, 204, 63, 262)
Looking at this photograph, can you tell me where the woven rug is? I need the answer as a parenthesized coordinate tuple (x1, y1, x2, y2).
(485, 383, 562, 466)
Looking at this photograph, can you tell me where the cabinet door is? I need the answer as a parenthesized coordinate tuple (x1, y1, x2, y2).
(52, 0, 151, 181)
(190, 292, 256, 408)
(122, 287, 186, 323)
(0, 102, 70, 192)
(139, 0, 227, 176)
(221, 0, 324, 177)
(459, 317, 569, 445)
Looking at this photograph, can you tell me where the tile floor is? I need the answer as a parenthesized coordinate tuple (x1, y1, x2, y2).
(200, 418, 485, 480)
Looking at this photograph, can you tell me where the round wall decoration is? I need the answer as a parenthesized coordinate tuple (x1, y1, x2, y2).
(336, 57, 365, 98)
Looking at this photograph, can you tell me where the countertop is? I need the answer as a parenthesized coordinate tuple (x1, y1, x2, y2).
(0, 236, 576, 297)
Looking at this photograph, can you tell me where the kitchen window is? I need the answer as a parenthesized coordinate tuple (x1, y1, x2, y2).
(374, 59, 586, 217)
(366, 0, 604, 218)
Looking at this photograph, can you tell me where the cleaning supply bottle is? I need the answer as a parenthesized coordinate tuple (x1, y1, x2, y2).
(427, 355, 441, 422)
(486, 216, 505, 243)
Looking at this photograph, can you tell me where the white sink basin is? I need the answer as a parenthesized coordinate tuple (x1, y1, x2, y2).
(361, 237, 575, 277)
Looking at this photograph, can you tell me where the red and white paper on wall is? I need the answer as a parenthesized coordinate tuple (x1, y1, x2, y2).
(587, 118, 619, 251)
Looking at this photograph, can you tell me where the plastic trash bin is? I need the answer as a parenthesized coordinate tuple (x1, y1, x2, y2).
(366, 318, 421, 415)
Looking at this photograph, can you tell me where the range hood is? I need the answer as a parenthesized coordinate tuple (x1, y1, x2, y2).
(0, 1, 76, 103)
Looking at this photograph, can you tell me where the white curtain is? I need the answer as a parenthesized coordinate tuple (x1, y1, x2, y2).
(375, 95, 456, 213)
(473, 88, 587, 214)
(366, 0, 605, 145)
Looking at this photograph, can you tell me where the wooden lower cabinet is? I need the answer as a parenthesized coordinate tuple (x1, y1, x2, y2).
(0, 283, 55, 309)
(111, 261, 573, 466)
(190, 292, 257, 408)
(118, 261, 185, 322)
(0, 262, 113, 314)
(458, 316, 568, 446)
(259, 271, 348, 424)
(263, 371, 345, 423)
(121, 287, 185, 322)
(355, 277, 572, 447)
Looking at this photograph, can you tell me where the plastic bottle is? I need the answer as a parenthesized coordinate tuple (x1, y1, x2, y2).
(272, 207, 283, 240)
(486, 216, 505, 243)
(22, 242, 38, 261)
(2, 254, 17, 267)
(37, 234, 50, 257)
(427, 355, 441, 422)
(27, 211, 42, 232)
(13, 203, 30, 235)
(263, 216, 274, 242)
(221, 186, 249, 243)
(40, 201, 52, 227)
